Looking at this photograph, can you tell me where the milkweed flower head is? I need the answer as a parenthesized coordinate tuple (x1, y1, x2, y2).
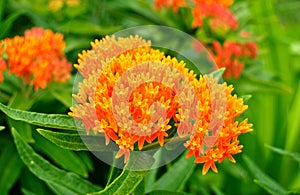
(0, 27, 72, 90)
(192, 0, 237, 32)
(70, 33, 252, 174)
(211, 40, 258, 78)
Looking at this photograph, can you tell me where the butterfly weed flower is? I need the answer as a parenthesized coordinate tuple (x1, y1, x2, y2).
(0, 27, 72, 90)
(211, 40, 258, 78)
(70, 35, 252, 174)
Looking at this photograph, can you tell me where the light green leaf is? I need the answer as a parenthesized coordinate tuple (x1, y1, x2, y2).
(0, 140, 23, 195)
(210, 68, 225, 82)
(0, 126, 4, 131)
(148, 153, 195, 192)
(0, 103, 76, 130)
(37, 128, 112, 151)
(33, 131, 89, 178)
(12, 128, 101, 194)
(265, 145, 300, 163)
(243, 155, 289, 195)
(89, 154, 154, 195)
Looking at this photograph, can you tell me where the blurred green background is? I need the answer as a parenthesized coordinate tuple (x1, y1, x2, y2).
(0, 0, 300, 194)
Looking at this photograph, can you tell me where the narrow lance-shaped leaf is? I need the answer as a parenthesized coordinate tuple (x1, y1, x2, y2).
(148, 152, 196, 192)
(243, 155, 289, 195)
(265, 145, 300, 163)
(37, 128, 116, 151)
(88, 153, 154, 195)
(33, 131, 89, 178)
(12, 128, 101, 194)
(0, 103, 76, 130)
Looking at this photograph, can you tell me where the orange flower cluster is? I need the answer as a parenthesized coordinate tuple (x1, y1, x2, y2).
(154, 0, 185, 11)
(0, 45, 7, 82)
(211, 40, 257, 78)
(154, 0, 237, 32)
(0, 27, 72, 90)
(192, 0, 237, 32)
(70, 35, 252, 174)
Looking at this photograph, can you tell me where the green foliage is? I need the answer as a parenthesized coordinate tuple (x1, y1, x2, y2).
(0, 103, 76, 130)
(12, 128, 101, 194)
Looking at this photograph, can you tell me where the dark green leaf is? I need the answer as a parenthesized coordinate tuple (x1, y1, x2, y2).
(12, 128, 101, 194)
(33, 131, 89, 178)
(21, 188, 39, 195)
(0, 11, 24, 39)
(0, 0, 6, 21)
(243, 155, 288, 195)
(265, 145, 300, 163)
(147, 190, 190, 195)
(0, 103, 76, 130)
(0, 140, 23, 195)
(20, 169, 49, 195)
(149, 153, 195, 192)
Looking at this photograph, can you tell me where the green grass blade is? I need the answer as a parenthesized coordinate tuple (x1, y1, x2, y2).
(0, 103, 76, 130)
(12, 128, 101, 194)
(243, 155, 288, 195)
(265, 145, 300, 163)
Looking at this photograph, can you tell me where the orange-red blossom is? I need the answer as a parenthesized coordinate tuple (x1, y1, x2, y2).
(0, 27, 71, 90)
(70, 35, 252, 174)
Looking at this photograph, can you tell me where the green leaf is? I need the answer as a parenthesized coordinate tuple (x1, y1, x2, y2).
(89, 154, 154, 195)
(21, 188, 39, 195)
(265, 145, 300, 163)
(37, 128, 113, 151)
(243, 155, 289, 195)
(59, 21, 121, 35)
(20, 169, 49, 195)
(148, 153, 195, 192)
(47, 182, 79, 195)
(12, 128, 101, 194)
(210, 68, 225, 82)
(0, 0, 6, 21)
(33, 131, 89, 178)
(0, 103, 76, 130)
(0, 126, 4, 131)
(0, 140, 23, 195)
(147, 190, 190, 195)
(49, 89, 72, 108)
(0, 11, 24, 39)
